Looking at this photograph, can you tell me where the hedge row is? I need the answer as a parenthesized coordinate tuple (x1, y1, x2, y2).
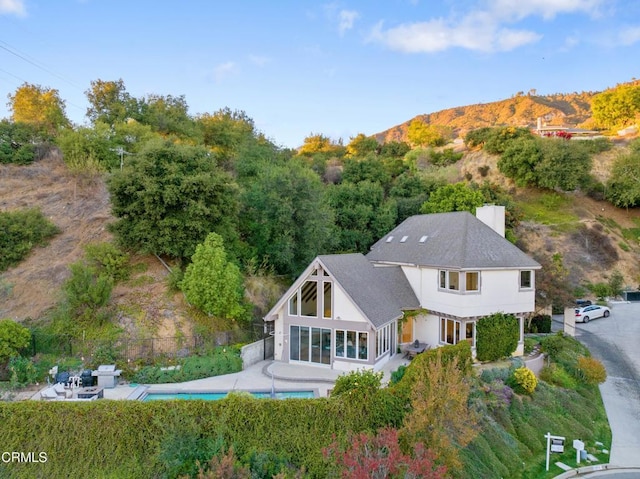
(0, 390, 401, 479)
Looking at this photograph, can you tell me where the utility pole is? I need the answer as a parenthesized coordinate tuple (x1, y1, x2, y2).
(110, 146, 130, 170)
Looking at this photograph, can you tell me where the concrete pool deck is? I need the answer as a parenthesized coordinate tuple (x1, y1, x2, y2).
(32, 354, 412, 401)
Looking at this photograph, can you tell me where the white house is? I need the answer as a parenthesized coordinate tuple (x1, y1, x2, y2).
(263, 205, 541, 371)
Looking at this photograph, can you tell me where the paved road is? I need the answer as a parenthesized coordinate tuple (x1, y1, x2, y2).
(566, 302, 640, 470)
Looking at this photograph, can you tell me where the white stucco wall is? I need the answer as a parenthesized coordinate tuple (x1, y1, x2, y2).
(412, 313, 440, 347)
(412, 267, 535, 316)
(272, 309, 284, 361)
(333, 285, 367, 323)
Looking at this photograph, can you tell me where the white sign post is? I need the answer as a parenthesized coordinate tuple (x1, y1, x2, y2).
(545, 433, 566, 471)
(573, 439, 585, 464)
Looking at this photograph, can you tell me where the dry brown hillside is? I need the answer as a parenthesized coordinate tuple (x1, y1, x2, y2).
(0, 152, 193, 340)
(376, 90, 596, 143)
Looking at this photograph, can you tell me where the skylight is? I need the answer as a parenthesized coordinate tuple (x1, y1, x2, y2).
(419, 235, 428, 243)
(386, 236, 394, 243)
(400, 236, 408, 243)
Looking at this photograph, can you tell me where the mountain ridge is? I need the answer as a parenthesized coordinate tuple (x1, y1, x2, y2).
(374, 89, 599, 143)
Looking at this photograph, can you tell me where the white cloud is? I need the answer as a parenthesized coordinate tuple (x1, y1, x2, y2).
(212, 61, 237, 82)
(248, 54, 270, 66)
(367, 0, 605, 53)
(338, 9, 359, 34)
(368, 17, 540, 53)
(0, 0, 26, 16)
(617, 26, 640, 46)
(488, 0, 604, 21)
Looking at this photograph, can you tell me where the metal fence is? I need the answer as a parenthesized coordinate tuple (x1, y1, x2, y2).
(30, 324, 265, 365)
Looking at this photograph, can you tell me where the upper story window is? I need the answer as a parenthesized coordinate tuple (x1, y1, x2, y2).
(439, 270, 459, 291)
(520, 270, 532, 289)
(440, 270, 480, 293)
(288, 278, 333, 318)
(465, 272, 479, 292)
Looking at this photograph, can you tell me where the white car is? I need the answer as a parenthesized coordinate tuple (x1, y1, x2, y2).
(575, 304, 611, 323)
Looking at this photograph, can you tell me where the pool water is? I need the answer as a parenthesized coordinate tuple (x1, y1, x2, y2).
(142, 390, 316, 401)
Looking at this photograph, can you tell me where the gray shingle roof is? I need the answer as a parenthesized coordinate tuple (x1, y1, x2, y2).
(366, 211, 541, 269)
(318, 253, 419, 328)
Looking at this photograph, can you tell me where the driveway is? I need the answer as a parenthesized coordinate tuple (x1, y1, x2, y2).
(561, 302, 640, 469)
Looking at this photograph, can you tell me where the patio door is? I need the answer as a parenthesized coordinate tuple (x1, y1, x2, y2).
(290, 326, 331, 365)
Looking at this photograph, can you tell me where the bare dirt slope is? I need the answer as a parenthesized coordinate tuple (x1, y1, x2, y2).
(0, 151, 113, 320)
(0, 151, 191, 340)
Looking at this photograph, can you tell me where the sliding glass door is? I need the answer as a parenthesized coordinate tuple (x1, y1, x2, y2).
(290, 325, 331, 364)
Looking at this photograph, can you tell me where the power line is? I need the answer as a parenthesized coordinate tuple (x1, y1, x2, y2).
(0, 39, 83, 91)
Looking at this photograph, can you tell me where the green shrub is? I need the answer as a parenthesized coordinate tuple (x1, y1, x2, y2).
(576, 356, 607, 385)
(0, 208, 59, 271)
(539, 363, 578, 389)
(332, 369, 382, 398)
(61, 262, 114, 327)
(389, 364, 407, 385)
(480, 367, 510, 384)
(0, 120, 43, 165)
(0, 319, 31, 364)
(9, 356, 39, 387)
(429, 148, 463, 166)
(84, 242, 130, 282)
(509, 367, 537, 394)
(132, 347, 242, 384)
(523, 337, 537, 354)
(476, 313, 519, 362)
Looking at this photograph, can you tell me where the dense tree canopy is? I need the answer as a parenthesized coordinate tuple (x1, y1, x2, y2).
(7, 82, 69, 134)
(591, 82, 640, 129)
(108, 139, 239, 260)
(327, 180, 397, 253)
(498, 136, 592, 191)
(239, 160, 334, 276)
(420, 182, 485, 214)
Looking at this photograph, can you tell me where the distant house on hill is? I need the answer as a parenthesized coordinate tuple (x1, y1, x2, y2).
(535, 117, 601, 139)
(263, 206, 541, 372)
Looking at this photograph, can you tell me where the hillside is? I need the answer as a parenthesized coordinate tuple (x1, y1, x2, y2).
(2, 142, 640, 329)
(375, 90, 596, 143)
(0, 152, 192, 340)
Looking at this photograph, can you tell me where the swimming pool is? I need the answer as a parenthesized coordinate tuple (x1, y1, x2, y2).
(141, 390, 317, 401)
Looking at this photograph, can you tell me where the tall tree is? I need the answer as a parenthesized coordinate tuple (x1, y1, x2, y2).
(407, 119, 446, 147)
(240, 160, 334, 276)
(345, 133, 379, 158)
(180, 233, 246, 320)
(7, 82, 69, 134)
(108, 139, 239, 260)
(85, 78, 138, 125)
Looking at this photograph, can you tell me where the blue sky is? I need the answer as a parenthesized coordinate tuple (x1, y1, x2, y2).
(1, 0, 639, 148)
